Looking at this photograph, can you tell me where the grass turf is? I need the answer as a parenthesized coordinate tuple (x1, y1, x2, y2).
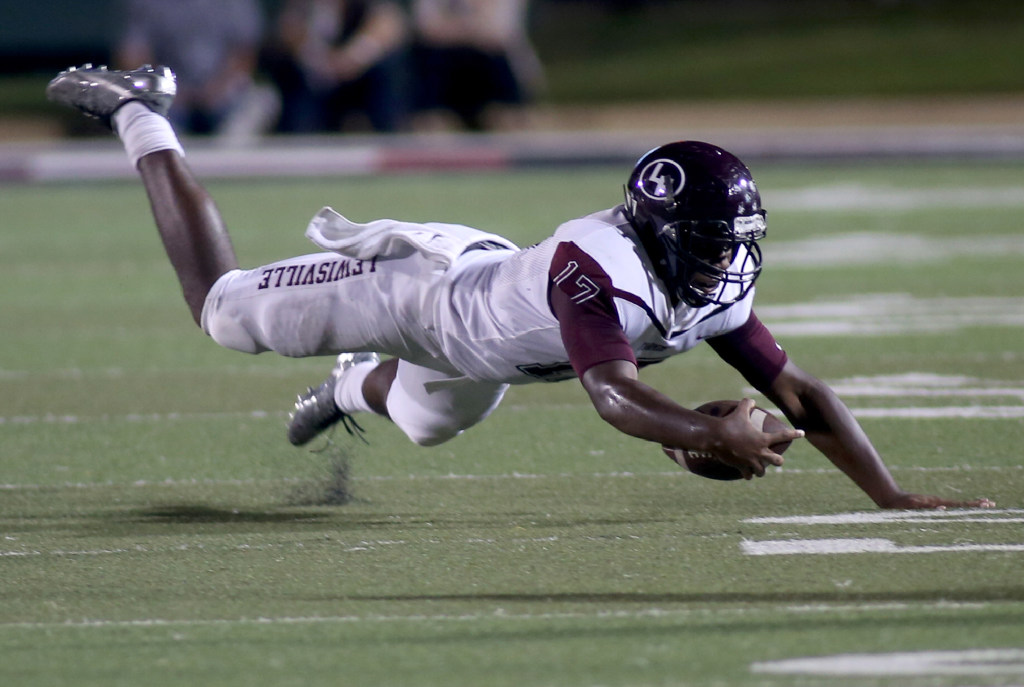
(2, 163, 1024, 686)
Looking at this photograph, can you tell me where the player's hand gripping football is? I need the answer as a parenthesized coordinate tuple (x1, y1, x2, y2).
(715, 398, 805, 480)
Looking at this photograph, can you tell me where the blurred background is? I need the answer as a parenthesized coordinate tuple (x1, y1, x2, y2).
(1, 0, 1022, 145)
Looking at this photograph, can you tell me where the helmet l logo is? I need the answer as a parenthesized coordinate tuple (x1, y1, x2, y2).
(638, 159, 685, 201)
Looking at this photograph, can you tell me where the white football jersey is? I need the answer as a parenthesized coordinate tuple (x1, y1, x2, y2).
(434, 206, 754, 383)
(203, 205, 761, 388)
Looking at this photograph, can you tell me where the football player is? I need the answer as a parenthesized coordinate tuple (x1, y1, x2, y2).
(47, 65, 993, 509)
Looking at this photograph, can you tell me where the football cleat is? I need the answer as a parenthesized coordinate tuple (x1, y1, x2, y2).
(287, 352, 380, 446)
(45, 64, 177, 127)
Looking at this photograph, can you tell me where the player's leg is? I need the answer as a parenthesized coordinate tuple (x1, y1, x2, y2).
(46, 65, 238, 326)
(384, 361, 508, 446)
(200, 247, 454, 445)
(135, 149, 239, 325)
(289, 356, 507, 448)
(287, 353, 398, 446)
(48, 65, 499, 449)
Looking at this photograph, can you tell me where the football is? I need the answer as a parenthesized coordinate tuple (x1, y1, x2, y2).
(662, 400, 792, 481)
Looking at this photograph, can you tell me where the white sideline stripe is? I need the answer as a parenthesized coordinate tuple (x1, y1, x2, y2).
(14, 132, 1024, 185)
(742, 538, 1024, 556)
(1, 465, 1020, 492)
(24, 144, 382, 183)
(0, 600, 997, 633)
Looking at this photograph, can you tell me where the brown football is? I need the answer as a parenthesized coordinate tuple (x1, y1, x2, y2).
(662, 400, 792, 481)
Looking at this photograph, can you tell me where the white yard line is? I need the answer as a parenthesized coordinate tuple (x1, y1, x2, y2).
(752, 649, 1024, 676)
(742, 538, 1024, 556)
(770, 185, 1024, 213)
(769, 232, 1024, 267)
(0, 599, 1004, 633)
(746, 509, 1024, 525)
(742, 509, 1024, 558)
(0, 410, 283, 425)
(759, 294, 1024, 335)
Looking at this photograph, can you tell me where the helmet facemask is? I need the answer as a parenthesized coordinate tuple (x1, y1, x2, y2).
(669, 213, 766, 307)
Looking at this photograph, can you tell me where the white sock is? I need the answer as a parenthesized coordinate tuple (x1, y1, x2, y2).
(333, 361, 377, 415)
(112, 102, 185, 168)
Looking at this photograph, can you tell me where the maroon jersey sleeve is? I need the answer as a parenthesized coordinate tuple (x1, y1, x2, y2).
(549, 241, 637, 378)
(706, 311, 789, 391)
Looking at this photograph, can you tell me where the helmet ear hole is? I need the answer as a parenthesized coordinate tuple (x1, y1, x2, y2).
(624, 141, 766, 307)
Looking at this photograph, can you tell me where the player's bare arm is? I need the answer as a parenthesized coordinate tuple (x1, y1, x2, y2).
(580, 359, 803, 480)
(764, 360, 995, 509)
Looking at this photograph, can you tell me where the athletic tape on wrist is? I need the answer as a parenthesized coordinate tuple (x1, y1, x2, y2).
(113, 102, 185, 168)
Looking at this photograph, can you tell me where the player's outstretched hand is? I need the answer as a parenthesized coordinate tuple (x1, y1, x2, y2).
(879, 492, 996, 510)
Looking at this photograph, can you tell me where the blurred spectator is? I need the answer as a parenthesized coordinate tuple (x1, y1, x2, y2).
(115, 0, 279, 143)
(411, 0, 544, 131)
(264, 0, 409, 133)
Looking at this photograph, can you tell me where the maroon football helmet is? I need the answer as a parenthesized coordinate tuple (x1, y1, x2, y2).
(624, 141, 767, 308)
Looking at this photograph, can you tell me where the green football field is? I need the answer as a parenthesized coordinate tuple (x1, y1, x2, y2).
(2, 160, 1023, 686)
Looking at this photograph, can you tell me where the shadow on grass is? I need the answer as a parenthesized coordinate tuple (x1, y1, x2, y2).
(132, 504, 331, 524)
(122, 504, 675, 530)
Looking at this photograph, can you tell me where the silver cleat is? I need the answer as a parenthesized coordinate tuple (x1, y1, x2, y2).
(45, 64, 177, 127)
(287, 352, 380, 446)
